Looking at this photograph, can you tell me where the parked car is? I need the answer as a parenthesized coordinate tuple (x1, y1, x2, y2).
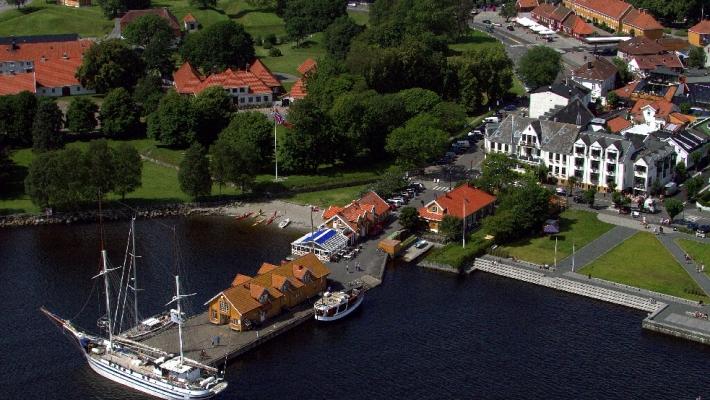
(388, 198, 405, 207)
(555, 187, 567, 196)
(456, 140, 471, 148)
(492, 22, 503, 27)
(664, 182, 678, 196)
(483, 116, 500, 124)
(697, 225, 710, 238)
(573, 194, 584, 203)
(482, 19, 491, 24)
(414, 239, 429, 249)
(468, 129, 483, 137)
(503, 104, 517, 112)
(409, 182, 425, 192)
(506, 25, 514, 31)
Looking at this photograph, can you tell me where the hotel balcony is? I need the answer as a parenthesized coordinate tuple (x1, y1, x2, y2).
(634, 170, 646, 177)
(589, 153, 601, 160)
(574, 164, 584, 170)
(606, 170, 616, 176)
(515, 154, 541, 165)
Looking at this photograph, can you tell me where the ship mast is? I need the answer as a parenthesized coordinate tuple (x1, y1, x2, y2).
(129, 217, 140, 325)
(167, 275, 194, 364)
(94, 250, 120, 352)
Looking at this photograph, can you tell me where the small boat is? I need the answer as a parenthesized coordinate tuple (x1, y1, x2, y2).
(278, 218, 290, 229)
(252, 217, 265, 226)
(265, 211, 278, 225)
(122, 312, 174, 341)
(235, 211, 253, 221)
(314, 284, 364, 321)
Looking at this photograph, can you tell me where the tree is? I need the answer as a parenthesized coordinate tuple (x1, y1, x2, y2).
(690, 151, 703, 169)
(612, 191, 629, 207)
(398, 206, 421, 232)
(687, 46, 707, 69)
(83, 139, 117, 200)
(499, 0, 517, 21)
(219, 111, 272, 162)
(450, 46, 514, 112)
(122, 14, 174, 47)
(612, 57, 632, 84)
(100, 88, 140, 137)
(680, 102, 692, 115)
(133, 75, 164, 117)
(582, 188, 596, 208)
(439, 215, 462, 242)
(607, 180, 617, 193)
(396, 87, 441, 116)
(6, 0, 28, 9)
(476, 153, 518, 193)
(181, 21, 255, 73)
(32, 98, 64, 152)
(674, 161, 687, 183)
(66, 97, 99, 134)
(98, 0, 151, 18)
(113, 143, 143, 199)
(517, 46, 561, 89)
(664, 198, 683, 221)
(179, 143, 212, 200)
(606, 91, 620, 108)
(148, 90, 195, 147)
(324, 15, 364, 59)
(385, 114, 448, 169)
(76, 39, 145, 93)
(142, 33, 176, 76)
(284, 0, 347, 46)
(566, 176, 578, 196)
(431, 102, 467, 135)
(188, 0, 217, 8)
(192, 86, 232, 145)
(1, 91, 37, 147)
(370, 166, 407, 198)
(685, 176, 704, 201)
(25, 148, 88, 209)
(280, 97, 334, 173)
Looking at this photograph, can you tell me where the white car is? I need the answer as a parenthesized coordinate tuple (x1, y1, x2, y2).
(414, 239, 429, 249)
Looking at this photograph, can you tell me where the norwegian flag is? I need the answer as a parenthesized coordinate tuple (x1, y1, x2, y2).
(272, 110, 285, 125)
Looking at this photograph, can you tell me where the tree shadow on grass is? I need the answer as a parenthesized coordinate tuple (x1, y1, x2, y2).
(18, 7, 41, 15)
(0, 162, 28, 200)
(228, 6, 277, 19)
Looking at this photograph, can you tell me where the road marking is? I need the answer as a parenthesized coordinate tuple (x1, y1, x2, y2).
(432, 186, 450, 192)
(686, 215, 700, 222)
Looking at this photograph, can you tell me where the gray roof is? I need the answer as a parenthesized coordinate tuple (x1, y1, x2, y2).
(544, 97, 594, 127)
(578, 131, 632, 161)
(667, 129, 708, 153)
(631, 137, 675, 164)
(531, 79, 590, 99)
(0, 34, 79, 45)
(488, 115, 581, 154)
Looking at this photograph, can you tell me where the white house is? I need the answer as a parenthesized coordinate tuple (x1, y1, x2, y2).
(663, 129, 708, 169)
(571, 58, 618, 105)
(529, 80, 591, 118)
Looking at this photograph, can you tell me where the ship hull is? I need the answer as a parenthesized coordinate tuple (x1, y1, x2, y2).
(314, 293, 364, 322)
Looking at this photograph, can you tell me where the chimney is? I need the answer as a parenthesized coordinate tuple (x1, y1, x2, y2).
(10, 36, 18, 51)
(62, 52, 68, 60)
(588, 61, 593, 69)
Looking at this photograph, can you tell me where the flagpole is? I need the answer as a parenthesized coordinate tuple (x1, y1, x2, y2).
(274, 109, 278, 181)
(572, 241, 575, 272)
(554, 236, 558, 269)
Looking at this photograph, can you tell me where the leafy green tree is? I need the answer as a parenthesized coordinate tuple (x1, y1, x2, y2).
(398, 206, 421, 232)
(664, 198, 683, 221)
(25, 148, 88, 209)
(582, 188, 596, 208)
(396, 87, 441, 116)
(612, 191, 630, 207)
(517, 46, 562, 89)
(483, 208, 517, 243)
(674, 161, 687, 182)
(181, 21, 255, 73)
(324, 15, 364, 59)
(606, 91, 620, 108)
(97, 0, 151, 18)
(100, 88, 140, 137)
(499, 0, 517, 21)
(113, 143, 143, 199)
(188, 0, 217, 8)
(143, 33, 176, 76)
(690, 150, 703, 169)
(284, 0, 347, 46)
(680, 102, 692, 115)
(179, 143, 212, 200)
(1, 91, 37, 147)
(612, 57, 632, 84)
(134, 75, 164, 117)
(210, 132, 259, 191)
(627, 0, 701, 23)
(450, 46, 514, 112)
(66, 97, 99, 134)
(386, 114, 448, 168)
(440, 215, 463, 242)
(370, 166, 407, 198)
(6, 0, 29, 9)
(431, 101, 467, 135)
(687, 46, 707, 69)
(566, 176, 578, 196)
(25, 151, 58, 208)
(148, 90, 195, 147)
(83, 139, 116, 200)
(76, 39, 145, 93)
(219, 111, 272, 163)
(476, 153, 518, 193)
(32, 98, 64, 152)
(123, 14, 174, 47)
(685, 176, 704, 200)
(192, 86, 232, 145)
(369, 0, 459, 43)
(280, 97, 334, 173)
(487, 181, 551, 241)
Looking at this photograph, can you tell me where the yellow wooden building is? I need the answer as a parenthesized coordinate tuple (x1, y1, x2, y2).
(204, 253, 330, 331)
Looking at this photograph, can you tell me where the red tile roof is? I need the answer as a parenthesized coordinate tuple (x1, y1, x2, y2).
(120, 8, 181, 37)
(631, 54, 683, 70)
(248, 58, 281, 89)
(631, 98, 678, 121)
(418, 184, 496, 222)
(322, 191, 390, 234)
(289, 77, 307, 99)
(516, 0, 539, 9)
(531, 3, 556, 20)
(550, 6, 573, 23)
(689, 19, 710, 34)
(0, 72, 35, 95)
(322, 205, 343, 220)
(606, 116, 632, 133)
(573, 57, 618, 81)
(183, 13, 197, 23)
(297, 58, 317, 76)
(34, 58, 83, 87)
(359, 191, 390, 216)
(613, 80, 640, 98)
(622, 9, 663, 31)
(617, 36, 665, 56)
(173, 61, 278, 95)
(569, 15, 594, 36)
(571, 0, 632, 20)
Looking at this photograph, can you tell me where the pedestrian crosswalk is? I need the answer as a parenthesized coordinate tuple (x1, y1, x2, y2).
(432, 186, 450, 192)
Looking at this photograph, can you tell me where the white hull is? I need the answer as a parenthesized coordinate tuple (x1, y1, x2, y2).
(314, 293, 364, 321)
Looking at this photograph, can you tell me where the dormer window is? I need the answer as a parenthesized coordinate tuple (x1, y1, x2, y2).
(431, 206, 438, 213)
(259, 293, 269, 304)
(302, 272, 312, 283)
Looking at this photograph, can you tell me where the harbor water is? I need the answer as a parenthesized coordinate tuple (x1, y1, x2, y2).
(1, 216, 709, 399)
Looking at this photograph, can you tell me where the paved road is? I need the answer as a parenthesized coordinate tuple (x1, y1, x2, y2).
(657, 234, 710, 296)
(556, 225, 636, 271)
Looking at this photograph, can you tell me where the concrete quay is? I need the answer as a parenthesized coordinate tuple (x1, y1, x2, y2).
(470, 256, 710, 346)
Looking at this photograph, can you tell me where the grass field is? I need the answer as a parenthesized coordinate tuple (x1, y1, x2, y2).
(500, 210, 613, 265)
(580, 233, 709, 302)
(0, 2, 113, 37)
(675, 239, 710, 276)
(347, 9, 369, 26)
(425, 230, 492, 269)
(285, 184, 369, 207)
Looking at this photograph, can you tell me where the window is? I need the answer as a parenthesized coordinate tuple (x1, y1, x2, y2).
(211, 309, 217, 320)
(248, 97, 253, 103)
(51, 88, 55, 93)
(240, 97, 245, 103)
(503, 144, 508, 152)
(264, 96, 269, 102)
(219, 298, 229, 313)
(431, 206, 438, 213)
(239, 87, 245, 93)
(561, 167, 566, 176)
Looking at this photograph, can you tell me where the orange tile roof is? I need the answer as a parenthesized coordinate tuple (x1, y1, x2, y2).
(249, 59, 281, 88)
(622, 9, 663, 31)
(631, 98, 678, 121)
(669, 112, 695, 125)
(183, 13, 197, 23)
(532, 3, 556, 19)
(571, 0, 632, 20)
(322, 205, 343, 220)
(606, 116, 632, 133)
(231, 273, 252, 287)
(289, 77, 307, 99)
(631, 54, 683, 70)
(257, 263, 278, 275)
(120, 8, 181, 37)
(0, 39, 93, 63)
(613, 80, 640, 98)
(0, 72, 35, 95)
(663, 86, 677, 101)
(689, 20, 710, 34)
(569, 15, 594, 36)
(517, 0, 539, 9)
(359, 191, 390, 216)
(418, 184, 496, 222)
(297, 58, 317, 76)
(34, 58, 83, 87)
(173, 61, 276, 95)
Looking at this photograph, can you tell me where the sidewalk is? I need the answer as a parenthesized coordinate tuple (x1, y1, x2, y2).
(657, 234, 710, 296)
(556, 225, 636, 271)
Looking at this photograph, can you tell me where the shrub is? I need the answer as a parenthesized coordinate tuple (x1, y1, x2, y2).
(269, 47, 283, 57)
(265, 33, 277, 45)
(263, 41, 273, 49)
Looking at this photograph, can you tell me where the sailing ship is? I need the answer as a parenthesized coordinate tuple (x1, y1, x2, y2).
(313, 284, 364, 321)
(41, 218, 227, 399)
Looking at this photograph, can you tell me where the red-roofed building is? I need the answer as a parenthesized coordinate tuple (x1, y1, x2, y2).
(516, 0, 539, 12)
(321, 191, 390, 242)
(689, 20, 710, 47)
(0, 39, 95, 96)
(531, 3, 557, 25)
(563, 0, 633, 32)
(561, 14, 594, 38)
(621, 9, 663, 39)
(613, 80, 640, 99)
(606, 116, 632, 133)
(630, 98, 679, 129)
(0, 72, 35, 95)
(172, 60, 282, 106)
(297, 58, 317, 76)
(59, 0, 91, 7)
(285, 59, 317, 103)
(628, 54, 683, 77)
(119, 8, 182, 38)
(418, 184, 496, 233)
(183, 13, 198, 32)
(288, 78, 307, 100)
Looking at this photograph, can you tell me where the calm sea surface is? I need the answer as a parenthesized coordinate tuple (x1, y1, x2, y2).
(1, 216, 709, 400)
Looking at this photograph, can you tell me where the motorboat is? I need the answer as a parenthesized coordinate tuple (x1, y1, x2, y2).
(314, 284, 364, 321)
(278, 218, 290, 229)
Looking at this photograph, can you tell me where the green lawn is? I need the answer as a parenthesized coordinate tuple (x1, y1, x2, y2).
(426, 231, 492, 269)
(347, 9, 370, 26)
(285, 184, 370, 208)
(676, 239, 710, 277)
(580, 233, 709, 302)
(448, 29, 504, 54)
(500, 210, 613, 265)
(0, 2, 113, 37)
(255, 33, 326, 76)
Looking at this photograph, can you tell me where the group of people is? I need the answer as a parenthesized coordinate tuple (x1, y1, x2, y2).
(684, 253, 705, 273)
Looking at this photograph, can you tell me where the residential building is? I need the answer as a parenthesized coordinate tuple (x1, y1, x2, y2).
(531, 3, 593, 37)
(291, 228, 350, 261)
(606, 116, 632, 133)
(516, 0, 539, 12)
(562, 0, 632, 32)
(0, 72, 35, 95)
(183, 14, 198, 32)
(119, 8, 182, 38)
(661, 129, 708, 168)
(286, 58, 317, 102)
(543, 97, 595, 127)
(571, 57, 618, 104)
(529, 80, 591, 118)
(561, 14, 594, 38)
(204, 253, 330, 331)
(627, 54, 683, 77)
(616, 36, 667, 61)
(549, 6, 574, 31)
(620, 8, 664, 39)
(571, 132, 634, 190)
(629, 137, 676, 194)
(531, 3, 558, 27)
(418, 184, 496, 233)
(321, 191, 391, 242)
(689, 20, 710, 47)
(0, 38, 95, 96)
(59, 0, 91, 7)
(630, 98, 679, 131)
(173, 59, 282, 106)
